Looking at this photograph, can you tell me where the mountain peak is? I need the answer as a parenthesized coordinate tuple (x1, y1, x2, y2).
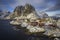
(6, 4, 36, 19)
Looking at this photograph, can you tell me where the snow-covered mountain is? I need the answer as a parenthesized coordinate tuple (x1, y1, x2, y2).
(50, 14, 60, 20)
(37, 11, 49, 19)
(0, 11, 10, 19)
(54, 14, 60, 17)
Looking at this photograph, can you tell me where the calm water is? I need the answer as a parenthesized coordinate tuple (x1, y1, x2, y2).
(0, 20, 29, 40)
(0, 20, 51, 40)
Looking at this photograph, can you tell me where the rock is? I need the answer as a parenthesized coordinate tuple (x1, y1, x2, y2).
(10, 21, 21, 25)
(43, 27, 60, 37)
(54, 38, 60, 40)
(6, 4, 37, 19)
(8, 6, 24, 19)
(27, 13, 38, 19)
(23, 4, 35, 16)
(38, 12, 48, 19)
(14, 6, 24, 16)
(27, 25, 45, 33)
(57, 19, 60, 28)
(21, 22, 28, 27)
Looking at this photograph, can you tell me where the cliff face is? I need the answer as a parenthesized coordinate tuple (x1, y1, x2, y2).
(7, 4, 36, 19)
(14, 6, 24, 16)
(23, 4, 35, 16)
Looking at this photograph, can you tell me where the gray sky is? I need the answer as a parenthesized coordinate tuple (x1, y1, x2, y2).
(0, 0, 60, 16)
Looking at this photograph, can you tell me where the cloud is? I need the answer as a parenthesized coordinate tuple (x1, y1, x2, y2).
(46, 10, 60, 16)
(0, 0, 60, 12)
(0, 0, 17, 12)
(46, 0, 60, 11)
(9, 0, 48, 11)
(0, 0, 16, 5)
(10, 0, 60, 11)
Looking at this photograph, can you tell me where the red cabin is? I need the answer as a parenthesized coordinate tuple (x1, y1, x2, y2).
(30, 22, 38, 26)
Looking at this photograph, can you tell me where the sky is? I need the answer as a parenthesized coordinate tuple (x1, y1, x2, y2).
(0, 0, 60, 16)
